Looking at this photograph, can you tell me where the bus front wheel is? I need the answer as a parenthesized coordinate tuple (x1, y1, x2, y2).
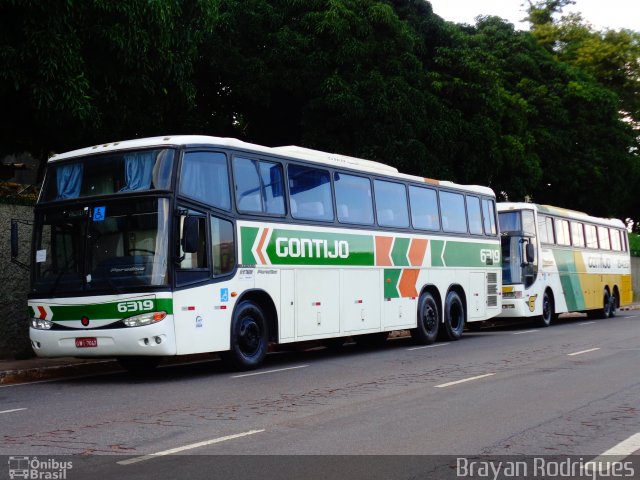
(537, 291, 554, 327)
(411, 292, 439, 345)
(440, 290, 465, 341)
(222, 300, 268, 371)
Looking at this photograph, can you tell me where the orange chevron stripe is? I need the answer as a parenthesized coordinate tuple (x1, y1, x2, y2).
(398, 269, 419, 298)
(408, 239, 428, 266)
(375, 236, 393, 266)
(256, 228, 269, 265)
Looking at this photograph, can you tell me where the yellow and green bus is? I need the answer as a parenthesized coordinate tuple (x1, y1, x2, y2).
(21, 136, 502, 370)
(498, 202, 632, 326)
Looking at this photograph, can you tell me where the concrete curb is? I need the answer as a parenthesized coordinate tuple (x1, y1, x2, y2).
(0, 359, 121, 386)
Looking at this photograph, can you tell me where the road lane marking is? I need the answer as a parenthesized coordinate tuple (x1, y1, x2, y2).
(512, 330, 539, 335)
(434, 373, 495, 388)
(407, 343, 450, 351)
(117, 429, 265, 465)
(231, 365, 308, 378)
(579, 321, 596, 325)
(568, 347, 601, 356)
(586, 432, 640, 474)
(0, 408, 27, 414)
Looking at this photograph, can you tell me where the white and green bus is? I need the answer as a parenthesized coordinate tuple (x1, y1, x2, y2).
(21, 136, 501, 371)
(498, 202, 633, 326)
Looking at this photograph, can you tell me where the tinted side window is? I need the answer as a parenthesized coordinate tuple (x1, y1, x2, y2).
(288, 165, 333, 221)
(180, 152, 230, 210)
(440, 191, 467, 233)
(334, 173, 374, 225)
(233, 158, 285, 215)
(409, 186, 440, 231)
(211, 216, 235, 276)
(482, 199, 497, 235)
(467, 196, 483, 235)
(259, 161, 285, 214)
(374, 180, 409, 228)
(233, 157, 262, 212)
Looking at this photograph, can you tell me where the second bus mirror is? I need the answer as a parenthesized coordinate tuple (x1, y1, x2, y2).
(525, 243, 535, 263)
(182, 216, 200, 253)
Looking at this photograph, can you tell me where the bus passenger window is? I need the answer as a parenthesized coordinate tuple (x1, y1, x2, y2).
(482, 199, 497, 235)
(409, 186, 440, 231)
(598, 226, 610, 250)
(288, 165, 334, 221)
(585, 224, 598, 248)
(374, 180, 409, 228)
(466, 196, 483, 235)
(180, 152, 231, 211)
(571, 222, 586, 248)
(440, 191, 466, 233)
(334, 173, 373, 225)
(211, 216, 235, 276)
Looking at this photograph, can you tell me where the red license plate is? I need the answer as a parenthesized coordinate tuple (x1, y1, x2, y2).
(75, 337, 98, 348)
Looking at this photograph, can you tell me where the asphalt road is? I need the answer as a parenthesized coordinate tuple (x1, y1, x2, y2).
(2, 312, 640, 479)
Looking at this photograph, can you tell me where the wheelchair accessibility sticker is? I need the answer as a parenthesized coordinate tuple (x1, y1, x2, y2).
(220, 288, 229, 302)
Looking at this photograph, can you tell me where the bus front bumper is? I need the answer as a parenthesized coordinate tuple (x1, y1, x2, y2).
(498, 299, 537, 318)
(29, 319, 177, 357)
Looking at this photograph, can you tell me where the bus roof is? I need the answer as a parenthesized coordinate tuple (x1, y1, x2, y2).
(498, 202, 626, 229)
(49, 135, 495, 197)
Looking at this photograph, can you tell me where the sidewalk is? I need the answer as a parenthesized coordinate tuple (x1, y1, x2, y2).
(2, 304, 639, 386)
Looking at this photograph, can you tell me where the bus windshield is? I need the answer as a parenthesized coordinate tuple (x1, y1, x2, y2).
(32, 198, 170, 296)
(40, 149, 174, 201)
(498, 209, 537, 287)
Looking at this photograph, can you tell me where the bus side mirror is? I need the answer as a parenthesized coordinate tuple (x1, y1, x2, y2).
(525, 243, 535, 263)
(181, 216, 200, 253)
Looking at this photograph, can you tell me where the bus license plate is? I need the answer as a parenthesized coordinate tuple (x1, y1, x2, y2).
(75, 337, 98, 348)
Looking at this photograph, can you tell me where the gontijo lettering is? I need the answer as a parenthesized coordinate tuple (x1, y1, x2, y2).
(275, 237, 349, 259)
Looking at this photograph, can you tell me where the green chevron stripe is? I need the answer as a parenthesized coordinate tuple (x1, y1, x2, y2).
(391, 237, 410, 266)
(240, 226, 259, 264)
(384, 269, 401, 298)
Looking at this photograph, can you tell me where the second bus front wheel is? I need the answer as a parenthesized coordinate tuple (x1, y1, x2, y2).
(222, 300, 269, 371)
(440, 290, 465, 341)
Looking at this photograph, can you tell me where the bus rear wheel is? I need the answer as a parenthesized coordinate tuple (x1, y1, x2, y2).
(440, 290, 465, 341)
(411, 292, 439, 345)
(222, 300, 268, 371)
(608, 290, 617, 318)
(588, 290, 611, 319)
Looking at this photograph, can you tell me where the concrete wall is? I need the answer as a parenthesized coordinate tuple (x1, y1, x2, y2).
(632, 256, 640, 303)
(0, 202, 34, 358)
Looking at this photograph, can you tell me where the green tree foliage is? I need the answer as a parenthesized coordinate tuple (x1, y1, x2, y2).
(0, 0, 637, 225)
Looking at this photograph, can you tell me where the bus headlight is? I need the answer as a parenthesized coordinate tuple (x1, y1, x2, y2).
(123, 311, 167, 327)
(31, 318, 53, 330)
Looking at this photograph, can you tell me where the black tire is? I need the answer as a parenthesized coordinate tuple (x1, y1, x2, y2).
(588, 290, 611, 319)
(411, 292, 439, 344)
(117, 356, 162, 375)
(222, 300, 268, 371)
(441, 290, 465, 341)
(354, 331, 389, 348)
(536, 291, 554, 327)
